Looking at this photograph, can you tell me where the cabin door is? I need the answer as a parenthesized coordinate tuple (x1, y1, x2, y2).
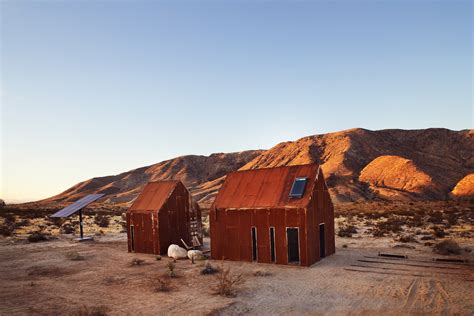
(287, 228, 300, 263)
(319, 223, 326, 258)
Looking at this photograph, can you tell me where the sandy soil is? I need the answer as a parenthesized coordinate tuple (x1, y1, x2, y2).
(0, 233, 472, 316)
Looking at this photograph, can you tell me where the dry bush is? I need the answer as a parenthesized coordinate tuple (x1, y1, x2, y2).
(2, 212, 16, 223)
(338, 225, 357, 238)
(103, 276, 127, 286)
(130, 258, 145, 266)
(201, 261, 218, 275)
(94, 215, 110, 228)
(152, 277, 170, 292)
(396, 234, 418, 243)
(253, 269, 271, 277)
(28, 231, 48, 243)
(50, 217, 65, 227)
(420, 235, 434, 240)
(66, 251, 85, 261)
(73, 305, 108, 316)
(27, 266, 67, 277)
(60, 223, 75, 234)
(372, 216, 404, 237)
(433, 240, 462, 255)
(15, 219, 30, 228)
(0, 223, 15, 236)
(214, 267, 243, 297)
(432, 226, 447, 238)
(167, 261, 176, 278)
(428, 211, 444, 224)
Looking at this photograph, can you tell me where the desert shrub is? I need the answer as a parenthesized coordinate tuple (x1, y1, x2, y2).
(103, 276, 127, 286)
(0, 223, 15, 236)
(432, 226, 447, 238)
(28, 231, 48, 243)
(201, 261, 218, 275)
(432, 240, 462, 255)
(73, 305, 108, 316)
(338, 225, 357, 238)
(342, 244, 348, 248)
(94, 215, 110, 228)
(130, 258, 145, 266)
(167, 261, 176, 278)
(60, 223, 75, 234)
(14, 219, 30, 228)
(428, 211, 444, 224)
(420, 235, 434, 240)
(407, 215, 424, 228)
(2, 212, 16, 223)
(372, 216, 404, 237)
(50, 217, 65, 227)
(214, 267, 243, 297)
(66, 251, 85, 261)
(156, 255, 162, 261)
(253, 269, 271, 277)
(397, 234, 417, 243)
(460, 231, 471, 238)
(445, 213, 458, 226)
(152, 277, 170, 292)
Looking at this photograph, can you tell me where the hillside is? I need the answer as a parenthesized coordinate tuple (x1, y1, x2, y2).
(31, 128, 473, 207)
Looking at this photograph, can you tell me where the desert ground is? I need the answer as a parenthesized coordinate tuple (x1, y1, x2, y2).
(0, 201, 473, 315)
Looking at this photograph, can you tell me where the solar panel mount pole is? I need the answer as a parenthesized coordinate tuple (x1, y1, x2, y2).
(79, 209, 84, 239)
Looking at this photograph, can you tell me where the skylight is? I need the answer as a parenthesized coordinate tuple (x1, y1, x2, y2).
(289, 177, 307, 198)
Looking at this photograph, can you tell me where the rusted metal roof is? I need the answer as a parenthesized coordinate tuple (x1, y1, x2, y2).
(51, 194, 105, 217)
(129, 180, 180, 212)
(213, 163, 320, 209)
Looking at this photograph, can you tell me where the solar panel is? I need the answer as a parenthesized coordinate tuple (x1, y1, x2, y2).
(51, 194, 105, 217)
(289, 177, 307, 198)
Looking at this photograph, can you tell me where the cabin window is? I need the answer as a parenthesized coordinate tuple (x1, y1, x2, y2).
(269, 227, 276, 263)
(251, 226, 258, 261)
(289, 177, 307, 198)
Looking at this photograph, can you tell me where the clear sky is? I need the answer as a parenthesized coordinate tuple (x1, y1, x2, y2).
(1, 0, 472, 203)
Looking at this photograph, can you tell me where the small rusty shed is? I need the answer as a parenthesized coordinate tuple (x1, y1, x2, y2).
(210, 163, 335, 266)
(126, 180, 201, 255)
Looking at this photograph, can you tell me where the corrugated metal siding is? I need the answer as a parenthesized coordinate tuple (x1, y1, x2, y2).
(210, 163, 335, 267)
(213, 164, 319, 209)
(127, 180, 194, 255)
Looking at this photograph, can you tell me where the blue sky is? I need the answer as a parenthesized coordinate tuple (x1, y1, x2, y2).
(1, 0, 472, 202)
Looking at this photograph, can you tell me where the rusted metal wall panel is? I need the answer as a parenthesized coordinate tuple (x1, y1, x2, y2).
(210, 163, 335, 267)
(127, 180, 194, 255)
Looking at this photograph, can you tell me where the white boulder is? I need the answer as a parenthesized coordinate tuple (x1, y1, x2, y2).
(167, 244, 188, 259)
(188, 250, 204, 260)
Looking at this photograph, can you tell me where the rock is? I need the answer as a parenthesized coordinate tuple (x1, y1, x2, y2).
(187, 250, 204, 260)
(451, 173, 474, 198)
(167, 244, 187, 259)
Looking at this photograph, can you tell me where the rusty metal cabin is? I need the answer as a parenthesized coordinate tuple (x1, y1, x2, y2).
(210, 164, 335, 266)
(126, 180, 201, 255)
